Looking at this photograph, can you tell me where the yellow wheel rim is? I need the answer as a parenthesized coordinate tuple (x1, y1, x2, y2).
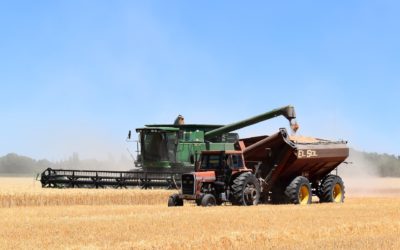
(299, 185, 310, 205)
(333, 183, 343, 202)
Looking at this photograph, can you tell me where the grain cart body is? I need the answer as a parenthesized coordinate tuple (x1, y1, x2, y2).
(241, 128, 349, 203)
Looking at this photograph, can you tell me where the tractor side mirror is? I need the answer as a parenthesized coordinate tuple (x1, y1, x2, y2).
(127, 130, 132, 140)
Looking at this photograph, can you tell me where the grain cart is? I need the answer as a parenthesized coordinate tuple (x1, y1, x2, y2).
(168, 128, 349, 206)
(40, 106, 298, 189)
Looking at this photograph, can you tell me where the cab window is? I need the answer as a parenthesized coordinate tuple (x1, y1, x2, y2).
(230, 154, 243, 169)
(200, 154, 221, 170)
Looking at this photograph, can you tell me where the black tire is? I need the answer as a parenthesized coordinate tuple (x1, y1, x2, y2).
(231, 172, 260, 206)
(285, 176, 312, 205)
(201, 194, 217, 206)
(319, 175, 345, 203)
(168, 194, 183, 207)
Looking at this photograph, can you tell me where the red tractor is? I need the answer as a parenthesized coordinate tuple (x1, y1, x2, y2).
(168, 150, 261, 206)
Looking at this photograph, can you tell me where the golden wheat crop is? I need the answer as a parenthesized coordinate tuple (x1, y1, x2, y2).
(1, 177, 400, 249)
(0, 177, 174, 207)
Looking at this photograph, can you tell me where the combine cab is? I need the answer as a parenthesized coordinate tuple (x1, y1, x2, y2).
(168, 128, 349, 206)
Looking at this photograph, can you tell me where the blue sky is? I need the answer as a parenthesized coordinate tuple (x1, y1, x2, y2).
(1, 1, 399, 160)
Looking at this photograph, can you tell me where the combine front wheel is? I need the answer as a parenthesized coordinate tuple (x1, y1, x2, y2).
(319, 175, 345, 203)
(285, 176, 312, 205)
(168, 194, 183, 207)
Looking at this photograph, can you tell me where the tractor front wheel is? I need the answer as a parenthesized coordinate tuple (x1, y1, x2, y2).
(201, 194, 217, 206)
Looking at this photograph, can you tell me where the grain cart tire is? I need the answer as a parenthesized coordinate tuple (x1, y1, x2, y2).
(319, 175, 345, 203)
(285, 176, 312, 205)
(201, 194, 217, 206)
(231, 172, 260, 206)
(168, 194, 183, 207)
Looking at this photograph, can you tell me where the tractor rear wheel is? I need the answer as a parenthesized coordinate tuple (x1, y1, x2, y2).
(285, 176, 312, 205)
(319, 175, 345, 203)
(201, 194, 217, 206)
(168, 194, 183, 207)
(231, 172, 260, 206)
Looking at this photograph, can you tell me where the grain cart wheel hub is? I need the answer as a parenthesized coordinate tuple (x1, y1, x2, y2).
(299, 185, 310, 205)
(333, 183, 343, 202)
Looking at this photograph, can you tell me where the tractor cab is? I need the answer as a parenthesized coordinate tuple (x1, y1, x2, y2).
(197, 151, 249, 181)
(196, 150, 248, 186)
(198, 150, 245, 171)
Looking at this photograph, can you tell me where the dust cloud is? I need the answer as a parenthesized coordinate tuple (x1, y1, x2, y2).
(339, 149, 400, 197)
(35, 125, 137, 171)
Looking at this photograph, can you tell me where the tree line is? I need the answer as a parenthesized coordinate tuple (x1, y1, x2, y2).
(0, 152, 132, 176)
(0, 149, 399, 177)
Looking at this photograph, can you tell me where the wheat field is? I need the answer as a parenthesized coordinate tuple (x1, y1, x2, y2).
(1, 177, 400, 249)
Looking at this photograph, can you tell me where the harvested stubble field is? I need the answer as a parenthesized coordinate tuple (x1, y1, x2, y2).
(1, 177, 400, 249)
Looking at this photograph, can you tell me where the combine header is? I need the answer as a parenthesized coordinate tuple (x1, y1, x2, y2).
(40, 105, 298, 189)
(40, 169, 184, 189)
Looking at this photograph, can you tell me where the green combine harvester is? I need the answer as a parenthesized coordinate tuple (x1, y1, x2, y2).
(40, 105, 297, 189)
